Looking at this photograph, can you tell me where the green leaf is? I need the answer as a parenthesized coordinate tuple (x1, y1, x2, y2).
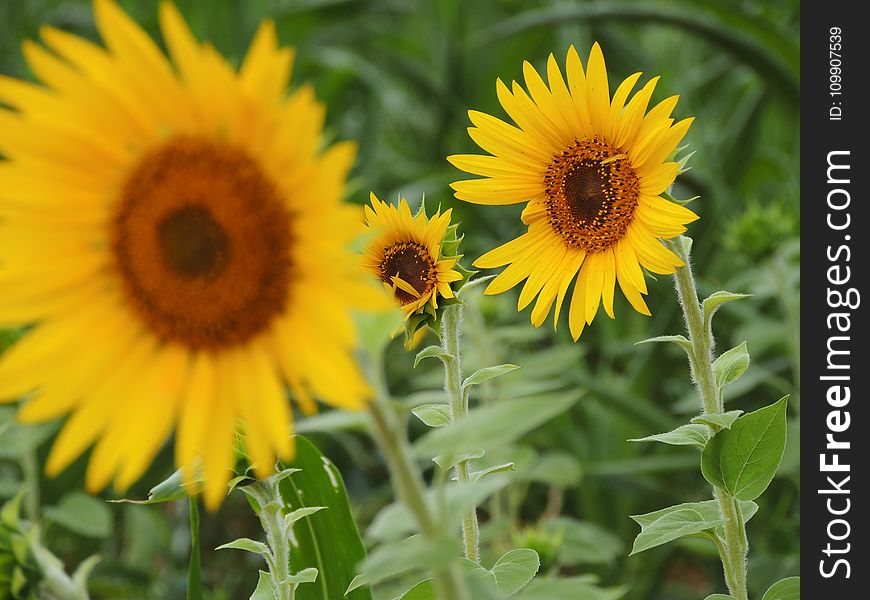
(631, 499, 758, 529)
(635, 335, 692, 355)
(215, 538, 271, 558)
(414, 391, 579, 461)
(703, 291, 751, 330)
(250, 571, 278, 600)
(513, 576, 626, 600)
(629, 424, 710, 448)
(432, 448, 485, 471)
(347, 535, 460, 592)
(701, 397, 789, 500)
(410, 404, 452, 428)
(490, 548, 540, 595)
(457, 274, 497, 299)
(705, 595, 736, 600)
(629, 506, 722, 555)
(278, 436, 372, 600)
(712, 341, 750, 388)
(354, 309, 404, 362)
(284, 506, 326, 528)
(395, 579, 435, 600)
(762, 576, 800, 600)
(368, 477, 508, 542)
(295, 410, 368, 434)
(283, 567, 319, 585)
(110, 468, 193, 505)
(543, 517, 624, 566)
(520, 452, 583, 487)
(471, 462, 515, 482)
(414, 345, 452, 368)
(691, 411, 744, 430)
(0, 406, 60, 460)
(1, 491, 24, 528)
(187, 498, 203, 600)
(71, 554, 100, 598)
(44, 492, 112, 539)
(462, 364, 520, 389)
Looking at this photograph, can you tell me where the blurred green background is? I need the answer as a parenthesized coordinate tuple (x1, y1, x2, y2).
(0, 0, 799, 599)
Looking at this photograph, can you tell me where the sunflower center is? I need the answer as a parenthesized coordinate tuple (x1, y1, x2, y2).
(379, 242, 436, 305)
(111, 136, 293, 350)
(158, 206, 230, 278)
(544, 136, 639, 253)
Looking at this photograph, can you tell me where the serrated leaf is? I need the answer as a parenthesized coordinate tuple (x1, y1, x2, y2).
(414, 345, 452, 368)
(713, 341, 750, 388)
(462, 364, 520, 389)
(471, 462, 515, 482)
(216, 538, 271, 558)
(44, 492, 112, 539)
(691, 411, 744, 430)
(701, 397, 789, 500)
(629, 507, 722, 555)
(414, 392, 579, 461)
(410, 404, 452, 428)
(251, 571, 278, 600)
(703, 291, 751, 329)
(629, 424, 710, 448)
(635, 335, 692, 354)
(762, 576, 799, 600)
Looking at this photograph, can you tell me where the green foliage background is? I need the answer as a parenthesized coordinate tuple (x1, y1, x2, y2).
(0, 0, 799, 598)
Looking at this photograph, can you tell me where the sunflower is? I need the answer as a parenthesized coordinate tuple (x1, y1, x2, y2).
(0, 0, 376, 509)
(448, 43, 699, 340)
(361, 193, 463, 318)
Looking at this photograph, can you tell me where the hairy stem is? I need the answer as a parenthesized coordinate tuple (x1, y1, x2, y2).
(669, 236, 749, 600)
(248, 480, 295, 600)
(367, 373, 468, 599)
(440, 304, 481, 563)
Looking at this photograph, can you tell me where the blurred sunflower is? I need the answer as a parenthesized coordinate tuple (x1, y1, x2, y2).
(361, 193, 463, 318)
(0, 0, 376, 508)
(449, 43, 698, 340)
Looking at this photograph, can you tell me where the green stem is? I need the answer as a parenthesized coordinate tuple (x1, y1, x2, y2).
(249, 480, 295, 600)
(187, 497, 203, 600)
(669, 236, 749, 600)
(367, 387, 468, 599)
(21, 428, 41, 522)
(440, 304, 481, 563)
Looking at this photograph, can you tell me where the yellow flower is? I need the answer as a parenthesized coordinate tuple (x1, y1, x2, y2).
(449, 43, 699, 340)
(361, 193, 463, 318)
(0, 0, 375, 509)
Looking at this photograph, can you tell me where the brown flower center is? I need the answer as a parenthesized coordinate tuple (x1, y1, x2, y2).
(544, 136, 639, 253)
(379, 242, 436, 305)
(111, 136, 292, 349)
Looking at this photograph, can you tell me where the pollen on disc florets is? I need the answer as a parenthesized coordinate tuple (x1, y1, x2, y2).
(111, 136, 293, 350)
(378, 241, 438, 305)
(544, 136, 640, 253)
